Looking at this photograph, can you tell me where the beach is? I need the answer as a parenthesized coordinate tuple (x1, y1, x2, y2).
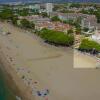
(0, 21, 100, 100)
(74, 50, 98, 68)
(0, 42, 35, 100)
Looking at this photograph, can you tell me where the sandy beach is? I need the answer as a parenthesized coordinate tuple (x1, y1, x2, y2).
(0, 51, 34, 100)
(0, 21, 100, 100)
(74, 50, 98, 68)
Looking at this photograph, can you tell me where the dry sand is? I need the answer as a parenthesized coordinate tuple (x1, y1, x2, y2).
(0, 22, 100, 100)
(74, 50, 98, 68)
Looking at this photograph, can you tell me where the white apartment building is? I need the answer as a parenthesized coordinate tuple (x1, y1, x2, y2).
(46, 3, 53, 15)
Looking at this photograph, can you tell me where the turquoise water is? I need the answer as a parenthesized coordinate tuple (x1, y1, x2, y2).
(0, 65, 16, 100)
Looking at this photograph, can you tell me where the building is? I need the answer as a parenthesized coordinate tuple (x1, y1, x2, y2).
(35, 21, 72, 33)
(81, 15, 97, 28)
(46, 3, 53, 15)
(91, 28, 100, 43)
(18, 15, 50, 23)
(50, 12, 97, 27)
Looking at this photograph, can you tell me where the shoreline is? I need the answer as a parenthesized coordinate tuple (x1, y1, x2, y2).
(0, 46, 35, 100)
(0, 21, 99, 100)
(0, 63, 17, 100)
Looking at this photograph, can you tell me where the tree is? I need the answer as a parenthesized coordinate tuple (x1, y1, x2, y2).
(38, 28, 74, 46)
(0, 8, 13, 20)
(11, 15, 18, 25)
(41, 12, 49, 18)
(70, 3, 81, 8)
(18, 9, 29, 16)
(79, 39, 100, 53)
(30, 22, 35, 29)
(51, 16, 61, 22)
(67, 29, 73, 34)
(83, 27, 89, 32)
(75, 27, 81, 34)
(20, 19, 35, 29)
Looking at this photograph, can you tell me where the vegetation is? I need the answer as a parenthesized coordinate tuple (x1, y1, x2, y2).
(41, 12, 49, 18)
(11, 15, 18, 25)
(67, 29, 73, 34)
(0, 8, 13, 20)
(61, 9, 75, 13)
(83, 27, 89, 32)
(79, 39, 100, 54)
(20, 19, 35, 29)
(37, 28, 74, 46)
(63, 19, 81, 34)
(17, 9, 39, 16)
(70, 3, 81, 8)
(17, 9, 29, 16)
(75, 27, 81, 34)
(51, 16, 61, 22)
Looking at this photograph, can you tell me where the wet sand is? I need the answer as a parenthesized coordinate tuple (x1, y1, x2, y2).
(0, 21, 100, 100)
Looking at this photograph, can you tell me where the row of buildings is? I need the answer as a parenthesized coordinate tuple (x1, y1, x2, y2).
(1, 3, 99, 43)
(12, 3, 53, 15)
(50, 12, 97, 28)
(18, 15, 72, 32)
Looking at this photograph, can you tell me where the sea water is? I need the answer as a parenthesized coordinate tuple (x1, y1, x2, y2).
(0, 64, 16, 100)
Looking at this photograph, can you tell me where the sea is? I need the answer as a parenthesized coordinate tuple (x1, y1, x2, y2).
(0, 64, 16, 100)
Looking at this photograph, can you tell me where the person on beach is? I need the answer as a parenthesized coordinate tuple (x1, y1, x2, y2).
(37, 91, 42, 96)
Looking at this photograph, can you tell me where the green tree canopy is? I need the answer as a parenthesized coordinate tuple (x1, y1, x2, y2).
(0, 8, 13, 20)
(20, 19, 35, 29)
(51, 16, 61, 22)
(38, 28, 74, 46)
(79, 39, 100, 52)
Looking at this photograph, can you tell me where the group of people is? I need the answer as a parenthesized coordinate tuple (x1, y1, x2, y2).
(16, 67, 50, 100)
